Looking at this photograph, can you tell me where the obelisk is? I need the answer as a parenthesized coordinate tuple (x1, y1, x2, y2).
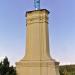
(16, 0, 60, 75)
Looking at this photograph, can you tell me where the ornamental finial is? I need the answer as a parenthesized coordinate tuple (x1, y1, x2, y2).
(34, 0, 40, 10)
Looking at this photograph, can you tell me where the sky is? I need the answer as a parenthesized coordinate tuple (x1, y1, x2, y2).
(0, 0, 75, 66)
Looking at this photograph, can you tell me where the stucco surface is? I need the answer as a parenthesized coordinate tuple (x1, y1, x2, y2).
(16, 9, 60, 75)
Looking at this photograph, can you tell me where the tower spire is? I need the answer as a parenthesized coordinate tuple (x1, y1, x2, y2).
(34, 0, 40, 10)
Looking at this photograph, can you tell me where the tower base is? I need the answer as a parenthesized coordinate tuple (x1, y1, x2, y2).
(16, 59, 60, 75)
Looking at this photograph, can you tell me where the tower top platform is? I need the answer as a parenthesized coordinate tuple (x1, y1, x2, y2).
(26, 9, 50, 17)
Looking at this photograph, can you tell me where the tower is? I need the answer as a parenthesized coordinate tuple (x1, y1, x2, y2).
(16, 1, 60, 75)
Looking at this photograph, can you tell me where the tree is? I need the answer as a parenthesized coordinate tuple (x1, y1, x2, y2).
(0, 57, 16, 75)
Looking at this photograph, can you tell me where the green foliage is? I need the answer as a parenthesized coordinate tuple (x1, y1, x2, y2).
(0, 57, 16, 75)
(59, 65, 75, 75)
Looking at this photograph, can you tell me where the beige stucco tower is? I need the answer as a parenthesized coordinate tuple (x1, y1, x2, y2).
(16, 9, 60, 75)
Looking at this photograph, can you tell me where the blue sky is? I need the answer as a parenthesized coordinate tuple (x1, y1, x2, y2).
(0, 0, 75, 66)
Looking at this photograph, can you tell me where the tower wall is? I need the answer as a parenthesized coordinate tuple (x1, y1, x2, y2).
(24, 9, 50, 61)
(16, 9, 60, 75)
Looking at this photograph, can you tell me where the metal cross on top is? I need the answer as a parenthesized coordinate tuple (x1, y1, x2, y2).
(34, 0, 40, 10)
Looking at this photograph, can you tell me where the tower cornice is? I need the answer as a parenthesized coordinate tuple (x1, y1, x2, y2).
(26, 9, 50, 17)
